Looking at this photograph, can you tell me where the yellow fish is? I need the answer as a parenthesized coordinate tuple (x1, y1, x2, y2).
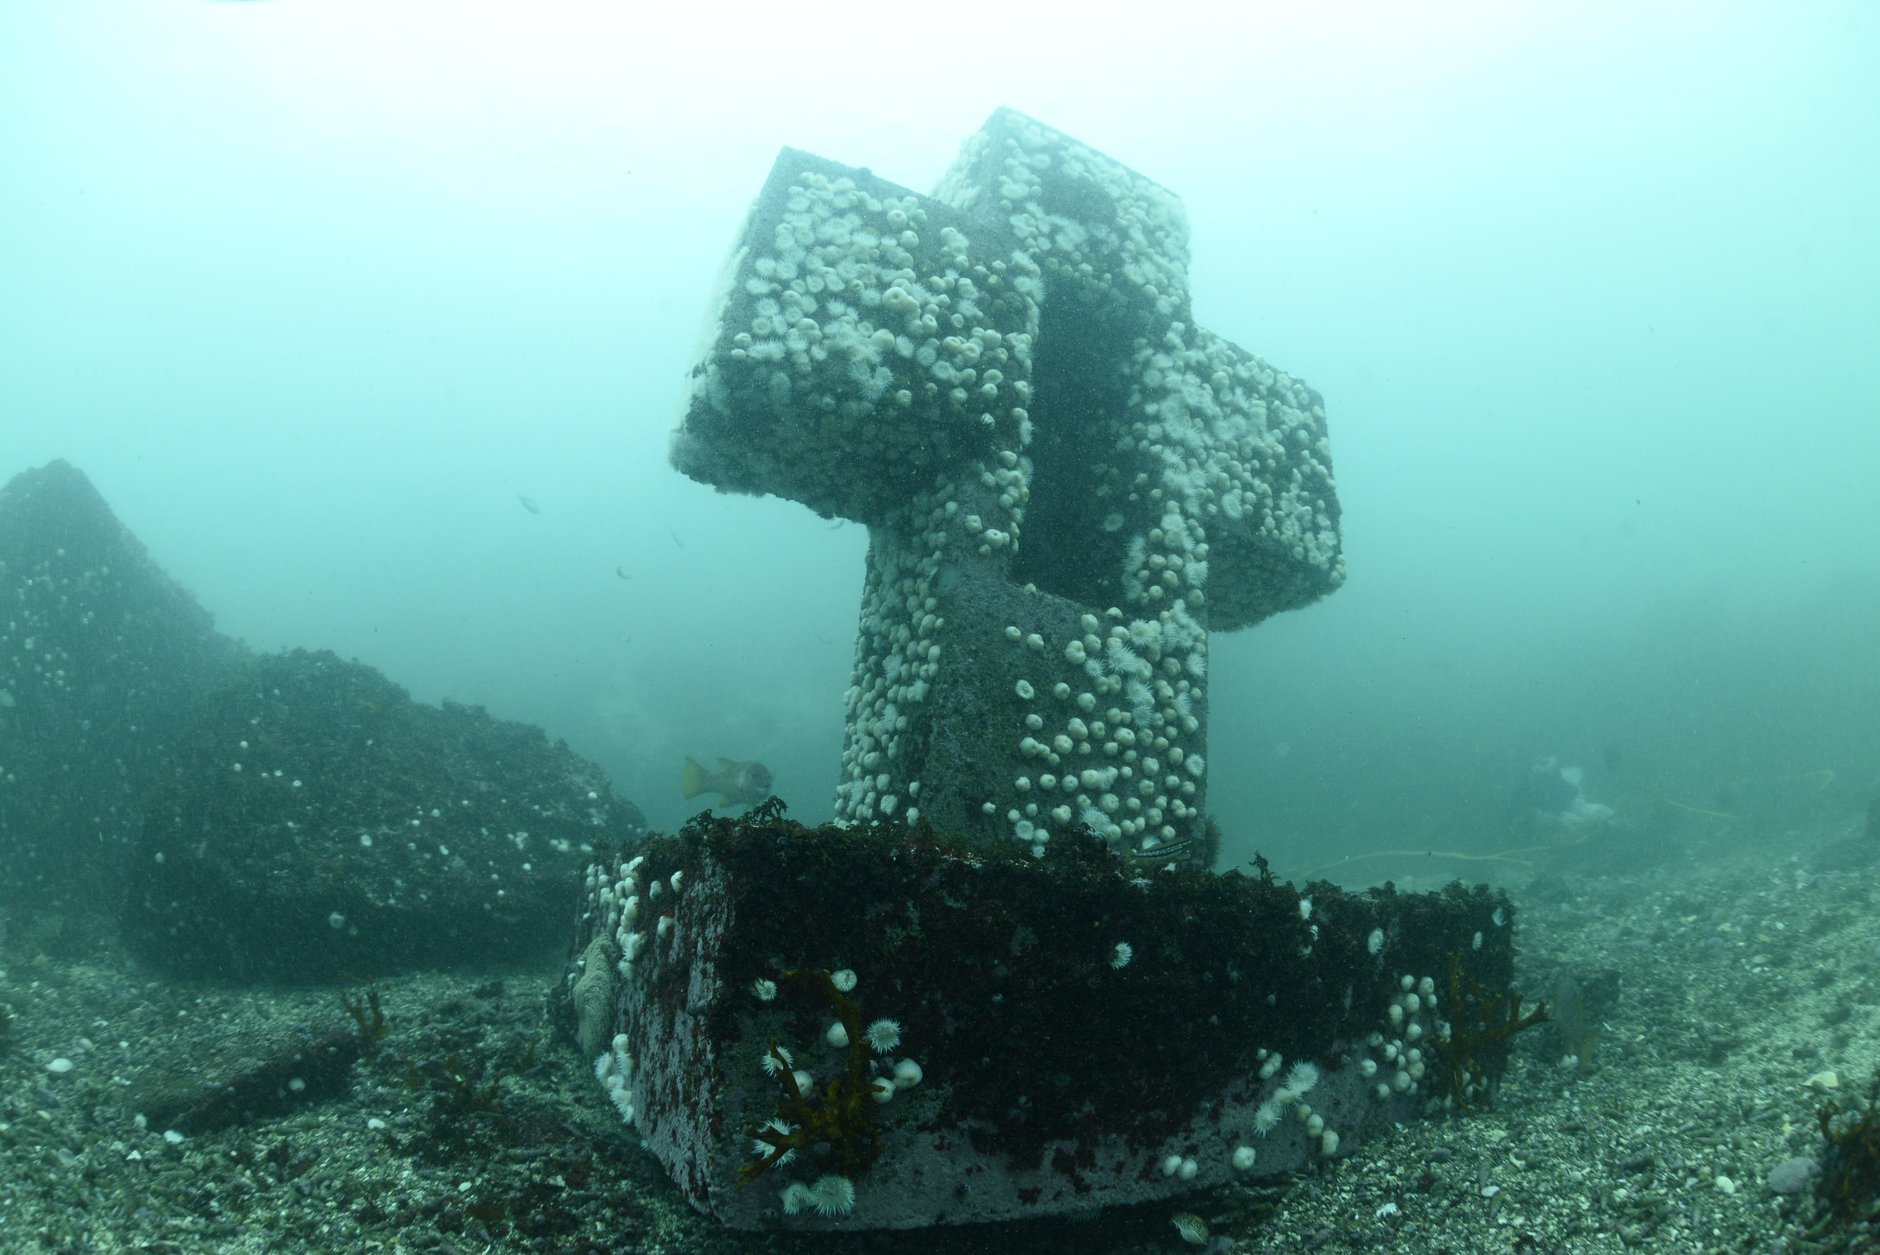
(681, 757, 773, 809)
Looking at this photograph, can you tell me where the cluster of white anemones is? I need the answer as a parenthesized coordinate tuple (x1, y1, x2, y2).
(934, 109, 1192, 316)
(593, 1032, 634, 1125)
(1236, 1051, 1341, 1160)
(991, 600, 1211, 855)
(682, 163, 1038, 533)
(780, 1174, 858, 1219)
(1358, 973, 1452, 1107)
(684, 109, 1341, 862)
(833, 468, 1036, 826)
(577, 854, 695, 1130)
(755, 967, 925, 1222)
(814, 121, 1203, 842)
(1124, 321, 1343, 627)
(584, 855, 688, 980)
(1187, 1045, 1338, 1175)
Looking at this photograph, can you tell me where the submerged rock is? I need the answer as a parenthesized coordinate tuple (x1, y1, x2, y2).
(0, 459, 248, 916)
(126, 648, 645, 978)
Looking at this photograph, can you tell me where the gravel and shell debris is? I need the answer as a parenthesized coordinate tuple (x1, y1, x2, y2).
(1, 814, 1875, 1254)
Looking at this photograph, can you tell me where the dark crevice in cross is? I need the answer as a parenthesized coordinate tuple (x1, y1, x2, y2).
(1014, 287, 1137, 608)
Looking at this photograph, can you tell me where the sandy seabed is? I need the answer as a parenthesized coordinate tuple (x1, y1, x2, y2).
(2, 812, 1876, 1255)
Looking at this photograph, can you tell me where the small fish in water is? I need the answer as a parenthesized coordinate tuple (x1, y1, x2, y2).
(517, 494, 541, 515)
(681, 757, 772, 808)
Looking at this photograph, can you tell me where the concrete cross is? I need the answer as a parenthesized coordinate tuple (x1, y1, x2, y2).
(672, 107, 1343, 861)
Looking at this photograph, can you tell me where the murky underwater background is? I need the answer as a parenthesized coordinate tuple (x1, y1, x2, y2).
(4, 2, 1875, 880)
(4, 5, 1880, 1253)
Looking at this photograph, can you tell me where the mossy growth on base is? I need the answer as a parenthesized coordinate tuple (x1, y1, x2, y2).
(563, 797, 1538, 1229)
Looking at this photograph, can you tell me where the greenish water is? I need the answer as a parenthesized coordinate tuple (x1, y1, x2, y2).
(2, 0, 1874, 875)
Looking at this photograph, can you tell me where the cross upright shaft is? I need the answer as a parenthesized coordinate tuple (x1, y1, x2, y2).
(673, 108, 1343, 860)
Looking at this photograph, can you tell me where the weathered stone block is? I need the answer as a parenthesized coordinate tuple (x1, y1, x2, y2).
(559, 805, 1531, 1230)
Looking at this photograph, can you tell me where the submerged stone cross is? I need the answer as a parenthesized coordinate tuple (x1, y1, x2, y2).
(672, 108, 1344, 860)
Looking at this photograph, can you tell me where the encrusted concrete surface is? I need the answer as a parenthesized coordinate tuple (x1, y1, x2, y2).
(671, 109, 1344, 863)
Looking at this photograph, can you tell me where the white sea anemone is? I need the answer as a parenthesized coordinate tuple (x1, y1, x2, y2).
(864, 1018, 902, 1052)
(1126, 679, 1155, 724)
(751, 1118, 797, 1167)
(1104, 636, 1150, 680)
(809, 1173, 857, 1217)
